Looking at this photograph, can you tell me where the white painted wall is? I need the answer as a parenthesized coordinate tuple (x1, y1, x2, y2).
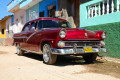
(6, 17, 12, 32)
(13, 9, 26, 33)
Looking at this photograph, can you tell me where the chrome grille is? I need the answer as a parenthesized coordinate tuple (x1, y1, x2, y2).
(64, 40, 100, 48)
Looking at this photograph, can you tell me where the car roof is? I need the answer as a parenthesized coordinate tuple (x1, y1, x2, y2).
(26, 17, 67, 24)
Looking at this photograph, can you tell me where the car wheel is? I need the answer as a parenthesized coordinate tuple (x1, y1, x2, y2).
(42, 44, 57, 65)
(16, 44, 24, 56)
(83, 53, 98, 63)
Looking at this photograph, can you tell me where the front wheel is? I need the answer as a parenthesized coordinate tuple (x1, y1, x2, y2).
(16, 44, 24, 56)
(42, 44, 57, 65)
(83, 53, 98, 63)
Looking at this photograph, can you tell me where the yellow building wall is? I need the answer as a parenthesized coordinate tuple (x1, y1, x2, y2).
(0, 21, 6, 38)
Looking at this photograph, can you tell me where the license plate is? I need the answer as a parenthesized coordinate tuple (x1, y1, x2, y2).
(84, 47, 93, 52)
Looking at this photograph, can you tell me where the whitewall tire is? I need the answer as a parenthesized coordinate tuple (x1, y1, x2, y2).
(42, 44, 57, 65)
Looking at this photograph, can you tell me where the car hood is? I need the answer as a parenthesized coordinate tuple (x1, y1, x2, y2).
(41, 28, 101, 40)
(64, 28, 100, 40)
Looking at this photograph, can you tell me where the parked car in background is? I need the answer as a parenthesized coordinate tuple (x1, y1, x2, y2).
(13, 17, 107, 64)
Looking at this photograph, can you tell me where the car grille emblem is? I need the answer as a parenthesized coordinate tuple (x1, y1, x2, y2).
(73, 43, 77, 48)
(73, 43, 77, 53)
(85, 33, 88, 36)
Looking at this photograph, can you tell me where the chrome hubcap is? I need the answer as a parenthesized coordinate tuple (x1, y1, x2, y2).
(43, 44, 51, 63)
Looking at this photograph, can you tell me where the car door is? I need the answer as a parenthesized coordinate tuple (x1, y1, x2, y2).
(20, 23, 31, 50)
(26, 21, 39, 52)
(25, 20, 43, 53)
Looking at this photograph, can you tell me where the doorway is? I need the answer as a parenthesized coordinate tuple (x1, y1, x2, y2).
(48, 5, 56, 18)
(40, 11, 44, 17)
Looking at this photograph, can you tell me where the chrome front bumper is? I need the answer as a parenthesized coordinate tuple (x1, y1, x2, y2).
(51, 48, 107, 55)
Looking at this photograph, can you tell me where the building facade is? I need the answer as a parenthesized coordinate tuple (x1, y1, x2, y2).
(19, 0, 43, 22)
(6, 15, 14, 38)
(0, 19, 6, 39)
(8, 0, 80, 28)
(7, 0, 26, 33)
(80, 0, 120, 27)
(12, 0, 79, 28)
(80, 0, 120, 59)
(0, 15, 13, 43)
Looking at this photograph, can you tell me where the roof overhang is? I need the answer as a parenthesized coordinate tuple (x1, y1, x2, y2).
(20, 0, 43, 10)
(8, 4, 20, 13)
(0, 15, 13, 22)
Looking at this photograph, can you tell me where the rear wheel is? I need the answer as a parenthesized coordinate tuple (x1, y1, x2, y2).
(83, 53, 98, 63)
(16, 44, 24, 56)
(42, 44, 57, 65)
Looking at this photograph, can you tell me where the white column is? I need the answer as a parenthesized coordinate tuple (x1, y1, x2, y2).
(99, 2, 101, 16)
(107, 0, 109, 14)
(88, 6, 90, 18)
(91, 7, 93, 17)
(117, 0, 119, 11)
(111, 0, 114, 13)
(103, 1, 105, 15)
(95, 4, 97, 16)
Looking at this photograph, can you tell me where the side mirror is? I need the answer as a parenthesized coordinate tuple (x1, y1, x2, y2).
(31, 27, 35, 31)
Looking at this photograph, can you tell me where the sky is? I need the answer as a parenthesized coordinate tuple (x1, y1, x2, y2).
(0, 0, 13, 20)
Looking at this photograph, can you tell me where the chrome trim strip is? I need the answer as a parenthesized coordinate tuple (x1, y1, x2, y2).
(13, 36, 28, 39)
(64, 46, 100, 48)
(26, 32, 37, 41)
(64, 41, 100, 42)
(67, 39, 100, 41)
(51, 48, 107, 55)
(21, 48, 42, 54)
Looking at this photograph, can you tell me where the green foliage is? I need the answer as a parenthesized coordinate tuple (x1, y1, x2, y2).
(85, 22, 120, 59)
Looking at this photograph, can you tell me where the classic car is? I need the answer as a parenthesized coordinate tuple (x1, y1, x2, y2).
(13, 17, 107, 64)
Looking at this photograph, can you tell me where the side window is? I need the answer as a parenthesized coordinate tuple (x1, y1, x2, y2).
(23, 24, 30, 32)
(30, 22, 37, 31)
(37, 20, 43, 30)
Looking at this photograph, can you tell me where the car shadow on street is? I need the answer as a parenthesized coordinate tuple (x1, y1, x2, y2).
(54, 55, 103, 66)
(16, 52, 103, 66)
(23, 52, 43, 61)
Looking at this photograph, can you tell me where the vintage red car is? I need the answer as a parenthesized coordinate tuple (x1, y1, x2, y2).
(13, 17, 107, 64)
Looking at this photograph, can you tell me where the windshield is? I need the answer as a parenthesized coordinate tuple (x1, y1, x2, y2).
(38, 19, 72, 29)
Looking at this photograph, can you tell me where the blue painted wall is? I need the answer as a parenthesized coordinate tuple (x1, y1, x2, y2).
(26, 3, 39, 22)
(25, 0, 58, 22)
(39, 0, 58, 17)
(80, 0, 120, 27)
(11, 15, 14, 24)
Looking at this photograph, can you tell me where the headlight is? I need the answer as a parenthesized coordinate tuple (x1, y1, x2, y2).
(57, 41, 65, 48)
(100, 41, 105, 47)
(101, 32, 106, 39)
(59, 28, 66, 38)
